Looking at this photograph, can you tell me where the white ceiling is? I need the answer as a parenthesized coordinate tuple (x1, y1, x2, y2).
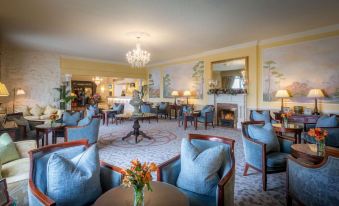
(1, 0, 339, 64)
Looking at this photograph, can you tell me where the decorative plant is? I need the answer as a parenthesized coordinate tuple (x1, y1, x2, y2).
(54, 85, 76, 110)
(49, 112, 59, 127)
(308, 128, 328, 154)
(122, 159, 157, 206)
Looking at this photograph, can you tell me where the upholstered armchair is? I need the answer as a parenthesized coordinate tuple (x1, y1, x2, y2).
(140, 103, 158, 123)
(157, 134, 235, 206)
(241, 121, 295, 191)
(196, 105, 215, 129)
(249, 110, 276, 123)
(156, 102, 169, 119)
(287, 146, 339, 206)
(64, 117, 100, 144)
(28, 140, 123, 206)
(177, 105, 194, 128)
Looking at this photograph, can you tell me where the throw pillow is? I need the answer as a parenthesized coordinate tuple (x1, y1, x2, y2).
(63, 112, 81, 126)
(248, 123, 280, 153)
(0, 133, 20, 164)
(252, 111, 271, 123)
(44, 105, 58, 116)
(78, 117, 91, 126)
(176, 138, 225, 196)
(316, 115, 338, 127)
(47, 145, 102, 206)
(30, 105, 44, 117)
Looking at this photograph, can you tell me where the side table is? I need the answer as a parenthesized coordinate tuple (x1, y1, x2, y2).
(272, 123, 303, 143)
(291, 144, 324, 164)
(35, 123, 65, 148)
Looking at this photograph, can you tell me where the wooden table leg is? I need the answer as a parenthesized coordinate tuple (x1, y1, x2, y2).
(45, 131, 49, 146)
(105, 112, 108, 126)
(36, 130, 39, 148)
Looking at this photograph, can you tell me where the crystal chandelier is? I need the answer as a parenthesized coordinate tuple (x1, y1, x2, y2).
(92, 76, 103, 86)
(126, 37, 150, 68)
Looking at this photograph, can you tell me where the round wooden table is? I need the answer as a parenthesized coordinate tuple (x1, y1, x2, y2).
(35, 123, 65, 148)
(272, 123, 303, 143)
(291, 144, 324, 164)
(94, 182, 189, 206)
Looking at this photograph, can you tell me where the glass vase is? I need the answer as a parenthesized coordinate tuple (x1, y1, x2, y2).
(133, 185, 144, 206)
(51, 121, 55, 128)
(283, 118, 288, 128)
(316, 140, 325, 155)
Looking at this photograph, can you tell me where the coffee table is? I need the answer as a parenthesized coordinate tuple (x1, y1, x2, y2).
(272, 123, 303, 143)
(291, 144, 324, 164)
(116, 113, 157, 143)
(35, 123, 65, 147)
(94, 181, 189, 206)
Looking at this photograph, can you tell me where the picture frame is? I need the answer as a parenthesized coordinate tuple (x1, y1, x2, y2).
(283, 107, 290, 113)
(304, 107, 313, 115)
(0, 178, 10, 206)
(294, 106, 303, 115)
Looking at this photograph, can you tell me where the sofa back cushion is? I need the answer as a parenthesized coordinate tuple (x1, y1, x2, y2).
(176, 138, 225, 196)
(46, 145, 102, 205)
(316, 115, 338, 127)
(0, 133, 20, 164)
(248, 123, 280, 153)
(30, 105, 44, 117)
(63, 112, 81, 126)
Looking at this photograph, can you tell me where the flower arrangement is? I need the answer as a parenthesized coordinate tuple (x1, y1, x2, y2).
(308, 128, 328, 154)
(91, 93, 101, 104)
(122, 160, 157, 206)
(281, 111, 293, 127)
(49, 112, 59, 127)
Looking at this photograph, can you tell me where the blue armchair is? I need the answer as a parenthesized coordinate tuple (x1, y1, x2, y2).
(196, 105, 215, 130)
(177, 105, 194, 129)
(241, 121, 295, 191)
(157, 102, 169, 119)
(28, 140, 123, 206)
(140, 103, 158, 123)
(249, 110, 277, 123)
(64, 117, 100, 144)
(287, 146, 339, 206)
(157, 134, 235, 206)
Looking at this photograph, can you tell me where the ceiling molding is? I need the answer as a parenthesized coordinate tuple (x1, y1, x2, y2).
(148, 41, 258, 67)
(60, 55, 129, 66)
(258, 24, 339, 45)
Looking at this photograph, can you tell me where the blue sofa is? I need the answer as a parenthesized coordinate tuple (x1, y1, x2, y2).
(28, 140, 123, 206)
(287, 146, 339, 206)
(64, 116, 100, 144)
(157, 134, 235, 206)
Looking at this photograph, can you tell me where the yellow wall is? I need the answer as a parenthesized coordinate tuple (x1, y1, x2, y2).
(147, 28, 339, 114)
(60, 57, 147, 79)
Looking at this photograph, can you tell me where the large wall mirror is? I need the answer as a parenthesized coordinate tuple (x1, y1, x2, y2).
(210, 57, 248, 93)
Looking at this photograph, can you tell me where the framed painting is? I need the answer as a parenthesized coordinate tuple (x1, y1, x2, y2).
(262, 36, 339, 103)
(163, 61, 204, 99)
(148, 69, 161, 98)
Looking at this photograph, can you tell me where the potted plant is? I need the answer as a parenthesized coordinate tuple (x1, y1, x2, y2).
(54, 85, 76, 110)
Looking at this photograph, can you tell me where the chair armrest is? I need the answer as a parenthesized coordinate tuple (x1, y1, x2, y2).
(100, 161, 124, 192)
(277, 135, 294, 154)
(14, 140, 37, 158)
(217, 169, 235, 206)
(28, 180, 55, 206)
(242, 137, 265, 169)
(157, 155, 181, 186)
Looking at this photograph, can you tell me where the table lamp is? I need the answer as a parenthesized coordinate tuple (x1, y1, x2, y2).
(183, 90, 191, 105)
(171, 91, 179, 105)
(307, 89, 324, 115)
(275, 89, 290, 113)
(0, 82, 9, 96)
(13, 88, 25, 112)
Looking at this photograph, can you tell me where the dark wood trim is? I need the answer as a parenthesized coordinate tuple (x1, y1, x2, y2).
(156, 155, 181, 181)
(28, 140, 89, 206)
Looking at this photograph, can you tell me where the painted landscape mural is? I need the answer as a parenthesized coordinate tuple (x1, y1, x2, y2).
(163, 61, 204, 99)
(148, 69, 161, 98)
(263, 36, 339, 103)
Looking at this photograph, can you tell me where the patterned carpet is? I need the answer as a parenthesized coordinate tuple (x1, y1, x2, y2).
(9, 119, 286, 206)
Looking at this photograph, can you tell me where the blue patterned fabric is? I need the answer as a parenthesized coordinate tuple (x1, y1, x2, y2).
(198, 106, 214, 122)
(176, 139, 225, 196)
(316, 115, 338, 127)
(242, 136, 263, 169)
(159, 102, 167, 111)
(266, 152, 288, 168)
(66, 118, 100, 144)
(78, 117, 91, 126)
(252, 111, 271, 123)
(288, 156, 339, 206)
(178, 187, 215, 206)
(63, 112, 81, 126)
(46, 145, 102, 206)
(112, 104, 123, 113)
(140, 104, 151, 113)
(248, 123, 280, 153)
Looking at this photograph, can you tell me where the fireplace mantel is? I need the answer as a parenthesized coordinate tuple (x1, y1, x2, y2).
(207, 94, 247, 128)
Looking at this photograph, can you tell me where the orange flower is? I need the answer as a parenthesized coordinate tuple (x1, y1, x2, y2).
(308, 128, 328, 142)
(131, 159, 139, 166)
(149, 162, 157, 172)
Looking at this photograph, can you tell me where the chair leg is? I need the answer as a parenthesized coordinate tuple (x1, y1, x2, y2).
(286, 195, 292, 206)
(262, 171, 267, 191)
(243, 163, 249, 176)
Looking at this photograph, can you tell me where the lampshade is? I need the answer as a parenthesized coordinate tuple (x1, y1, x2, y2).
(16, 88, 25, 95)
(275, 90, 290, 98)
(183, 90, 191, 96)
(0, 82, 9, 96)
(171, 91, 179, 96)
(307, 89, 324, 98)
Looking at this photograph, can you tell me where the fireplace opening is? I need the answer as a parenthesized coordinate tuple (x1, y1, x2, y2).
(219, 109, 235, 127)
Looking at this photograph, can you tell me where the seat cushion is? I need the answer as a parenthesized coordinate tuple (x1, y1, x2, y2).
(2, 158, 30, 184)
(63, 112, 81, 126)
(177, 138, 225, 196)
(267, 152, 288, 169)
(316, 115, 338, 127)
(248, 123, 280, 153)
(178, 187, 215, 206)
(252, 110, 271, 123)
(46, 145, 102, 206)
(0, 133, 20, 164)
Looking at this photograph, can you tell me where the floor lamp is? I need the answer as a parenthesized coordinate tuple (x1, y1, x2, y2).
(275, 89, 290, 113)
(13, 88, 25, 112)
(183, 90, 191, 105)
(307, 89, 324, 115)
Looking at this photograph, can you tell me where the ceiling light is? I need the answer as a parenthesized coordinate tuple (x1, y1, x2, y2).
(126, 36, 150, 68)
(92, 76, 103, 86)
